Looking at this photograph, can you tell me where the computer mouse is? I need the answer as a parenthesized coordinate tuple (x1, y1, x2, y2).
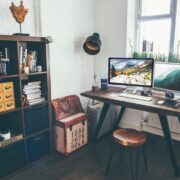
(157, 100, 165, 105)
(174, 102, 180, 108)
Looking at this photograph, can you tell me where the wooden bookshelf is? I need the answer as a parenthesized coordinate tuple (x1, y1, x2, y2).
(0, 35, 52, 178)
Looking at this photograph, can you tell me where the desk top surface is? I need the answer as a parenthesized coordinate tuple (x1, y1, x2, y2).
(81, 86, 180, 117)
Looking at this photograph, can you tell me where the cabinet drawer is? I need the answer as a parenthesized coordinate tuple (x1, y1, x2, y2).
(3, 82, 13, 92)
(4, 101, 15, 111)
(0, 93, 3, 102)
(24, 103, 49, 136)
(0, 141, 26, 178)
(0, 103, 4, 112)
(26, 131, 50, 163)
(3, 91, 14, 102)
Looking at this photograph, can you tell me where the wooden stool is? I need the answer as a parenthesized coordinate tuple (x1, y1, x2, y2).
(105, 128, 147, 180)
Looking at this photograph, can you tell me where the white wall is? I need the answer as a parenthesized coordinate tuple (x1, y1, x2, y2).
(94, 0, 128, 80)
(0, 0, 95, 105)
(94, 0, 143, 129)
(40, 0, 95, 103)
(0, 0, 37, 35)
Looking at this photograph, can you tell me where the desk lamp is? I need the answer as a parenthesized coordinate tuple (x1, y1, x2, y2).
(83, 33, 101, 92)
(83, 33, 101, 55)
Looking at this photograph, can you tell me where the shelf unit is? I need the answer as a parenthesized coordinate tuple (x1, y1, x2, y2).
(0, 35, 52, 178)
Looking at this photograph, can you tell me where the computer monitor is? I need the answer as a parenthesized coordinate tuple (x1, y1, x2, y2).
(108, 57, 154, 87)
(154, 63, 180, 92)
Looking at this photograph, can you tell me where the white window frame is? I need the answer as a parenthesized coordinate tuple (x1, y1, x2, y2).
(136, 0, 177, 55)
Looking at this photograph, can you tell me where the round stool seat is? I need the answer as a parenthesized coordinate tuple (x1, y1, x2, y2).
(113, 128, 146, 147)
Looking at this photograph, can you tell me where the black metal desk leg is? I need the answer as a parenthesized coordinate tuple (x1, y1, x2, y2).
(159, 114, 180, 177)
(93, 103, 110, 142)
(114, 106, 126, 129)
(178, 117, 180, 124)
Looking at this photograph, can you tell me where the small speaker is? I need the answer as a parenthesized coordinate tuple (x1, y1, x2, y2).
(165, 92, 174, 99)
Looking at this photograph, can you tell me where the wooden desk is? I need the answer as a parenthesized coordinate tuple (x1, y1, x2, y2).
(81, 86, 180, 177)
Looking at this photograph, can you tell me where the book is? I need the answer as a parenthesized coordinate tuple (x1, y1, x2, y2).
(23, 81, 45, 106)
(23, 88, 41, 94)
(26, 93, 41, 100)
(23, 85, 41, 90)
(28, 81, 41, 86)
(28, 97, 45, 105)
(0, 134, 23, 147)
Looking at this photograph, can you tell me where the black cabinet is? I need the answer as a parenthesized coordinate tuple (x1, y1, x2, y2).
(0, 146, 7, 178)
(0, 141, 26, 178)
(24, 103, 49, 136)
(26, 131, 50, 163)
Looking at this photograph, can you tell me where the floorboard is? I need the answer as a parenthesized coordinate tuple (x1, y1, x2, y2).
(6, 133, 180, 180)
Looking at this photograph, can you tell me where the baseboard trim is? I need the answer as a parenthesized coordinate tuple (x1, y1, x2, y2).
(119, 122, 180, 141)
(143, 123, 180, 141)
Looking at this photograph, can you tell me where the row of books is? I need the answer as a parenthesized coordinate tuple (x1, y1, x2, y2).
(23, 81, 45, 105)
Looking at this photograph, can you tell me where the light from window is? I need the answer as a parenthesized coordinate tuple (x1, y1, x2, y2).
(174, 0, 180, 55)
(139, 19, 171, 55)
(141, 0, 171, 16)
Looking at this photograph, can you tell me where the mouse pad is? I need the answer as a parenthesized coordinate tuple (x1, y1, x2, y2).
(155, 99, 180, 108)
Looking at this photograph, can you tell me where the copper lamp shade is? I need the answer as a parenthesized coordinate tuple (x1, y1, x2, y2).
(83, 33, 101, 55)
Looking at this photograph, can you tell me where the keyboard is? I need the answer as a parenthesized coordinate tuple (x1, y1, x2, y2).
(119, 93, 152, 101)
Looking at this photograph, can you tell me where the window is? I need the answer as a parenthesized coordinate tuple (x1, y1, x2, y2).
(174, 1, 180, 54)
(137, 0, 180, 62)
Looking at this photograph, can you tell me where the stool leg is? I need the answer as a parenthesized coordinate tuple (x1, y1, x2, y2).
(142, 142, 148, 171)
(128, 148, 134, 180)
(119, 145, 125, 162)
(105, 141, 116, 175)
(135, 147, 140, 180)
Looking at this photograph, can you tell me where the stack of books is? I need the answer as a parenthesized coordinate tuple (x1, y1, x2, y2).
(23, 81, 45, 105)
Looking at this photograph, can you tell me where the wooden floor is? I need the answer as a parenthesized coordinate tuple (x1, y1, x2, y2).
(8, 133, 180, 180)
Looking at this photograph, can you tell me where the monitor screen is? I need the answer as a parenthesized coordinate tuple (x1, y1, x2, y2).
(154, 63, 180, 92)
(108, 57, 154, 87)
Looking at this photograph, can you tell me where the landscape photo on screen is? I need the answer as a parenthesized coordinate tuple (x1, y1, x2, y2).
(109, 58, 153, 86)
(154, 63, 180, 91)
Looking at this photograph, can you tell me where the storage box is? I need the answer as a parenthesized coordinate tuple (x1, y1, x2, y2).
(52, 95, 88, 155)
(3, 82, 13, 92)
(4, 101, 15, 111)
(0, 141, 26, 179)
(26, 131, 50, 163)
(54, 113, 88, 155)
(24, 103, 49, 136)
(0, 103, 4, 112)
(3, 91, 14, 102)
(0, 84, 3, 92)
(0, 82, 15, 112)
(0, 93, 3, 102)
